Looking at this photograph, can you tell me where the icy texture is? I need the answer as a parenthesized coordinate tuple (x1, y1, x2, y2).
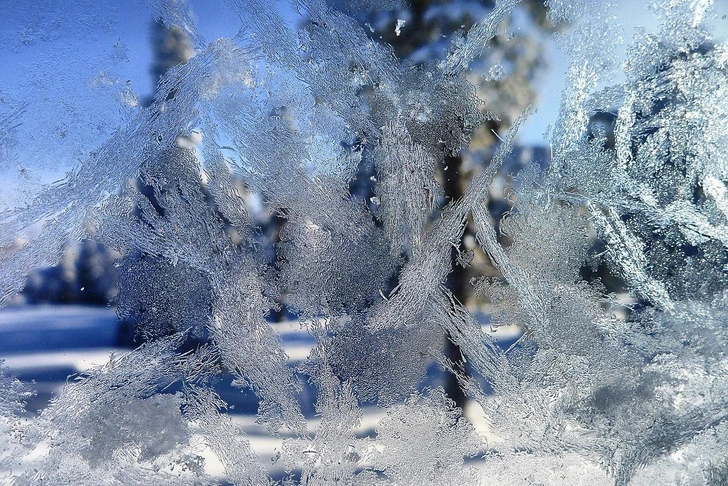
(1, 0, 727, 485)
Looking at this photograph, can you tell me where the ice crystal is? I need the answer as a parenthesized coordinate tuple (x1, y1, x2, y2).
(1, 0, 727, 484)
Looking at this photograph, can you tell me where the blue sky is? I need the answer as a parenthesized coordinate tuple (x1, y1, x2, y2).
(519, 0, 728, 144)
(0, 0, 726, 191)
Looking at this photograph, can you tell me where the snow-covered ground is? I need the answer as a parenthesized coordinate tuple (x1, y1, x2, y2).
(0, 305, 521, 481)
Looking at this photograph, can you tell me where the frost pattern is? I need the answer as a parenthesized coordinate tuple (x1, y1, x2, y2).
(1, 0, 727, 485)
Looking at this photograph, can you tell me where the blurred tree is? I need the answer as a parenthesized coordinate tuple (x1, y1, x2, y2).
(127, 3, 554, 398)
(14, 18, 202, 309)
(118, 22, 202, 345)
(345, 0, 554, 408)
(149, 22, 195, 87)
(20, 239, 118, 306)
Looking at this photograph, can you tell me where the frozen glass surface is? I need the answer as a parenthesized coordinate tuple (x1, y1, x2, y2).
(1, 0, 728, 484)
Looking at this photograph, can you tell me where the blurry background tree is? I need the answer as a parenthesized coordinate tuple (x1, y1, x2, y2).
(15, 22, 196, 315)
(126, 1, 558, 363)
(341, 0, 556, 407)
(20, 238, 119, 306)
(148, 22, 195, 101)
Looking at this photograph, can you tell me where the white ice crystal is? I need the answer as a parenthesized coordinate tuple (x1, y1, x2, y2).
(1, 0, 727, 485)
